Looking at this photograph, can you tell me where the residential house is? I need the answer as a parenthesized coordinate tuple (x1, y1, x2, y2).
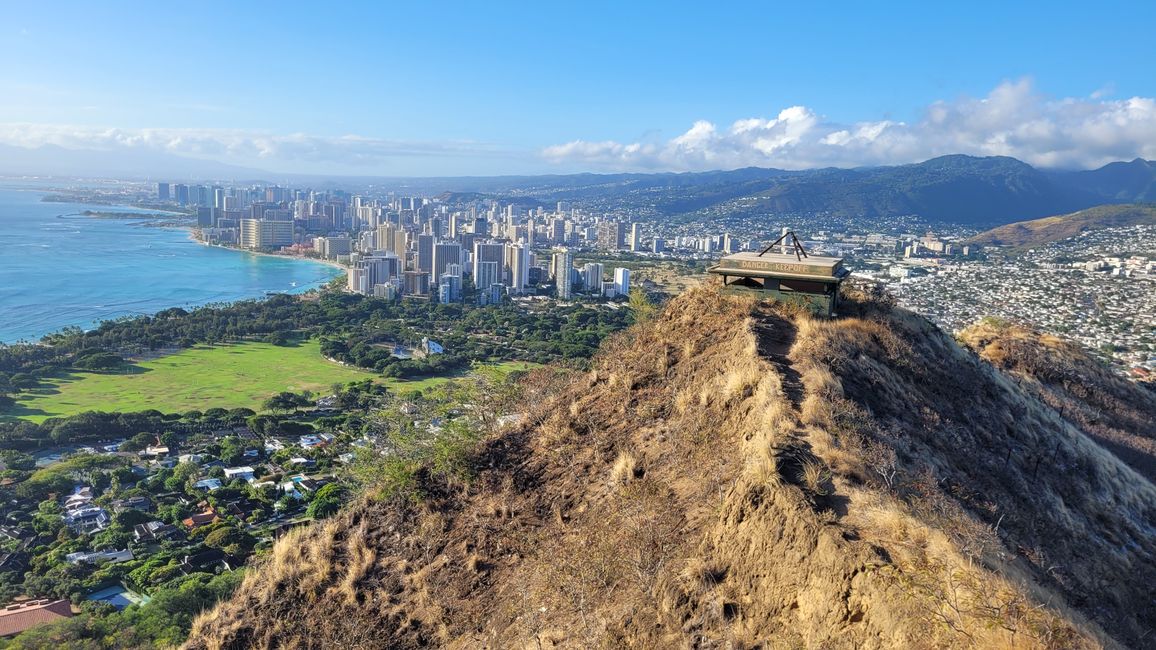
(281, 475, 325, 499)
(181, 508, 221, 531)
(280, 481, 305, 501)
(62, 506, 110, 534)
(179, 549, 234, 575)
(0, 599, 74, 638)
(133, 521, 185, 543)
(140, 445, 170, 458)
(298, 435, 325, 449)
(223, 467, 255, 483)
(62, 488, 94, 511)
(0, 553, 26, 573)
(0, 527, 29, 543)
(65, 549, 134, 565)
(111, 496, 152, 513)
(222, 499, 262, 520)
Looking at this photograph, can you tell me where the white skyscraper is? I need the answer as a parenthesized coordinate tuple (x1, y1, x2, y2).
(432, 241, 462, 282)
(347, 267, 366, 294)
(475, 261, 500, 295)
(506, 242, 530, 293)
(613, 267, 631, 297)
(473, 241, 505, 292)
(583, 262, 604, 293)
(551, 247, 573, 300)
(629, 223, 642, 251)
(348, 253, 401, 295)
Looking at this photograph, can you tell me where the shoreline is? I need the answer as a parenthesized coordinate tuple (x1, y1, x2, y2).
(0, 190, 348, 344)
(184, 231, 344, 271)
(186, 230, 348, 274)
(64, 209, 343, 274)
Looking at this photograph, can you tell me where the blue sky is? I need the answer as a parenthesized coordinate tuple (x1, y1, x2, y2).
(2, 1, 1155, 176)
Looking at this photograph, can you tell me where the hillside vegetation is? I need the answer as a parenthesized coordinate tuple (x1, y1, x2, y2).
(185, 286, 1156, 649)
(959, 318, 1156, 482)
(968, 203, 1156, 248)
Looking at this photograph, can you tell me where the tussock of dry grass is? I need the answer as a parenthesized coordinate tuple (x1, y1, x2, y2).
(609, 451, 638, 486)
(800, 459, 832, 496)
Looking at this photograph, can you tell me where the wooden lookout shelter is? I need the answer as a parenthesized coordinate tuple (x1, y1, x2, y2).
(708, 231, 849, 316)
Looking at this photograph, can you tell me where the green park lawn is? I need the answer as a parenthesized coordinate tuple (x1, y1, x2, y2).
(4, 341, 533, 423)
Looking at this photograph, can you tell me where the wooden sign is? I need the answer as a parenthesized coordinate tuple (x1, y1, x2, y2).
(716, 257, 837, 277)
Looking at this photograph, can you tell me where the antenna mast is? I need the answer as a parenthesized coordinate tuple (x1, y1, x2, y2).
(758, 231, 810, 261)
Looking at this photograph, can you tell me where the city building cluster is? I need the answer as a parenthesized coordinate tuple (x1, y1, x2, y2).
(156, 181, 764, 304)
(152, 181, 1152, 378)
(885, 225, 1156, 378)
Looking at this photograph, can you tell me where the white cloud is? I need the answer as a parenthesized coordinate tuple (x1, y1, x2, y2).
(541, 79, 1156, 171)
(2, 79, 1153, 175)
(0, 124, 508, 169)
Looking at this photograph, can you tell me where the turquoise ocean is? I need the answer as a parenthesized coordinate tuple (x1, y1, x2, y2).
(0, 187, 342, 343)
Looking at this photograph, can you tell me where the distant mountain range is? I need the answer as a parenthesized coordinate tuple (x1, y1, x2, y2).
(451, 155, 1156, 226)
(330, 155, 1156, 226)
(2, 144, 1155, 226)
(970, 203, 1156, 248)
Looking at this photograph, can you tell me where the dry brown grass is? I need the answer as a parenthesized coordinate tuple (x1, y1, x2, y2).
(784, 290, 1154, 649)
(609, 450, 638, 486)
(186, 286, 1153, 650)
(961, 317, 1156, 484)
(337, 522, 377, 605)
(799, 459, 832, 496)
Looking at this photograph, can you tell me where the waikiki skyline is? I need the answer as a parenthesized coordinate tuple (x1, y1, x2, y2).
(2, 1, 1155, 176)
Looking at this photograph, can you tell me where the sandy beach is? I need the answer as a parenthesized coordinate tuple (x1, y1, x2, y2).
(188, 229, 349, 272)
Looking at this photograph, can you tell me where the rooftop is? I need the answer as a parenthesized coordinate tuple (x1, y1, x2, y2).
(0, 599, 73, 637)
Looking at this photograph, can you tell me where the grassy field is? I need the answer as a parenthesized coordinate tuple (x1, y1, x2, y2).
(4, 341, 537, 422)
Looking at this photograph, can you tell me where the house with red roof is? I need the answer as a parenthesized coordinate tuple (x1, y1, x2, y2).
(0, 599, 74, 637)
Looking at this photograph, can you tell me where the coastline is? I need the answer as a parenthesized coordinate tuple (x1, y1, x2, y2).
(71, 207, 346, 278)
(0, 189, 349, 344)
(186, 229, 348, 273)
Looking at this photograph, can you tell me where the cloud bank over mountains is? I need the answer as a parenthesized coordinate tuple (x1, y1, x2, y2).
(543, 79, 1156, 172)
(1, 80, 1153, 176)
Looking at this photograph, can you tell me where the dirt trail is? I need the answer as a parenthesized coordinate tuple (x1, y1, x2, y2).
(752, 309, 804, 408)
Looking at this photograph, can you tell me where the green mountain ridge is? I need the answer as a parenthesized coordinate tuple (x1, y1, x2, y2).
(389, 155, 1156, 226)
